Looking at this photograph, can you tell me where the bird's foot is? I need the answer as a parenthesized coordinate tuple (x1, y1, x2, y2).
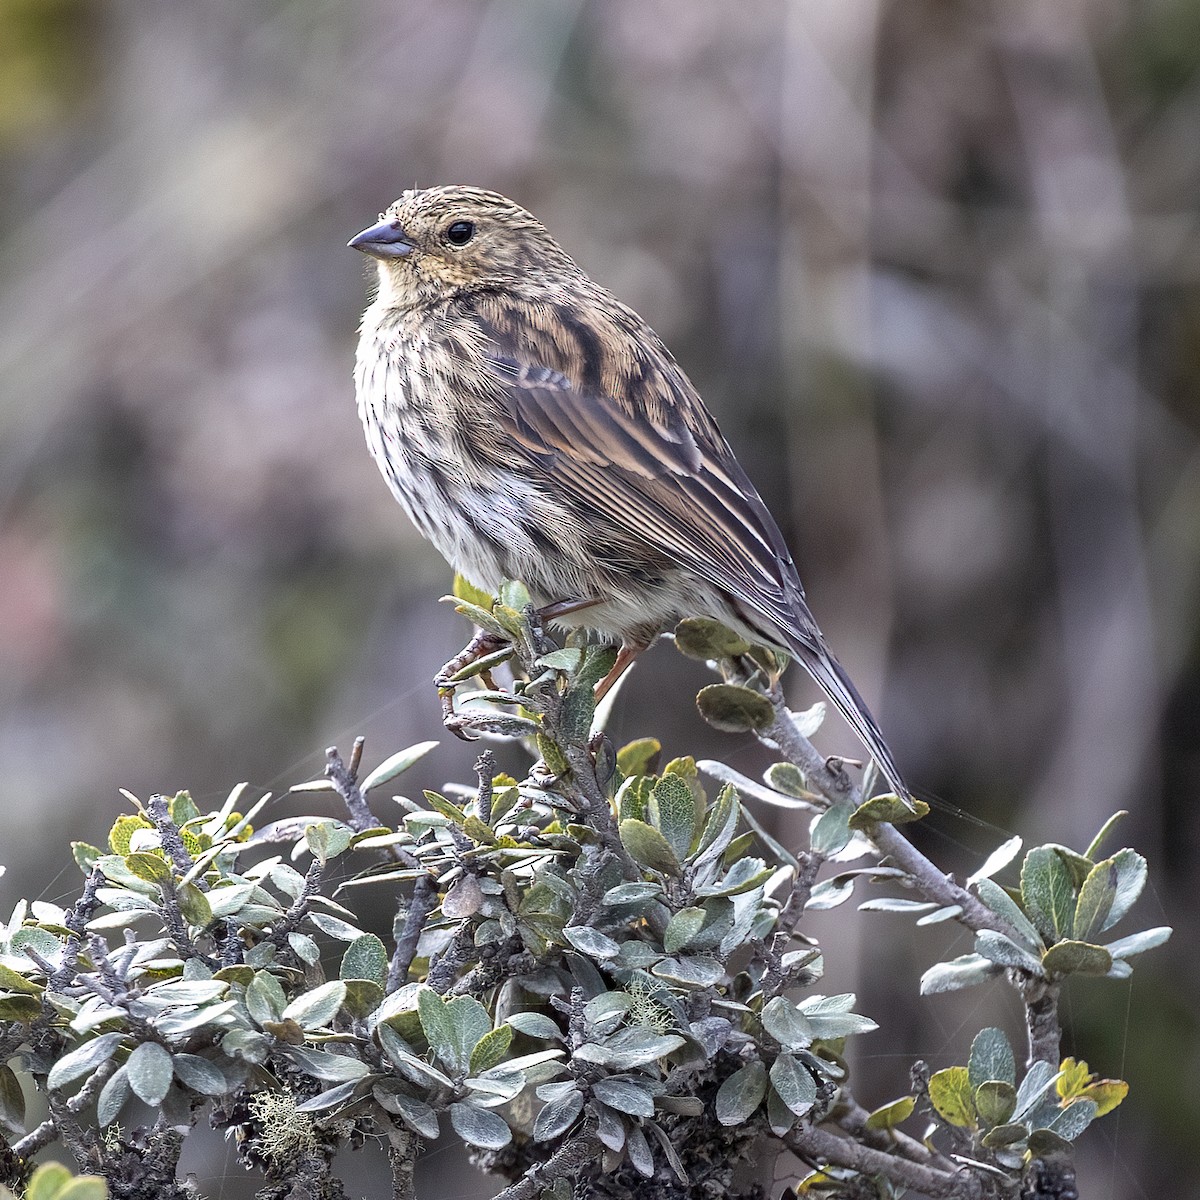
(436, 630, 513, 741)
(823, 755, 862, 792)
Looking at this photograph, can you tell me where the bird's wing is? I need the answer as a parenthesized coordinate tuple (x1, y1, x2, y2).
(466, 307, 814, 649)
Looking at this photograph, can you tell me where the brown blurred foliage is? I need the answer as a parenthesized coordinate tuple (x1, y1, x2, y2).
(1, 0, 1196, 1195)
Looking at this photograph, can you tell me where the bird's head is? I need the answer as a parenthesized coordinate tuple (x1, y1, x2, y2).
(349, 186, 579, 307)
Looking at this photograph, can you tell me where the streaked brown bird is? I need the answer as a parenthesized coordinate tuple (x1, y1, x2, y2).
(350, 186, 908, 801)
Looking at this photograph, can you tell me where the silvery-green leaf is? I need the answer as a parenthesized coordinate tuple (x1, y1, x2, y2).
(715, 1061, 767, 1125)
(286, 1048, 369, 1082)
(916, 905, 963, 925)
(858, 898, 939, 914)
(376, 1026, 454, 1089)
(451, 1100, 512, 1149)
(125, 1042, 173, 1106)
(246, 971, 287, 1026)
(1104, 925, 1171, 960)
(373, 1085, 440, 1138)
(968, 1027, 1016, 1089)
(341, 934, 388, 988)
(1043, 1098, 1097, 1141)
(172, 1053, 227, 1096)
(619, 819, 679, 876)
(651, 955, 724, 989)
(973, 879, 1044, 953)
(1101, 850, 1147, 931)
(360, 742, 439, 794)
(288, 933, 321, 965)
(563, 926, 620, 960)
(966, 837, 1023, 886)
(47, 1032, 125, 1092)
(770, 1053, 817, 1116)
(648, 774, 697, 861)
(533, 1088, 584, 1140)
(663, 907, 706, 954)
(142, 980, 229, 1006)
(699, 762, 811, 811)
(437, 995, 493, 1076)
(282, 981, 346, 1030)
(96, 1065, 130, 1127)
(1013, 1061, 1061, 1120)
(296, 1079, 366, 1112)
(595, 1101, 626, 1151)
(761, 997, 814, 1049)
(505, 1011, 562, 1041)
(624, 1123, 654, 1178)
(975, 930, 1045, 975)
(806, 876, 856, 910)
(591, 1078, 655, 1118)
(810, 802, 854, 856)
(308, 912, 364, 941)
(601, 882, 663, 907)
(592, 1028, 685, 1069)
(921, 950, 998, 998)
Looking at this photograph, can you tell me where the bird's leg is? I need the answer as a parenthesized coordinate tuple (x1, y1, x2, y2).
(594, 642, 646, 701)
(536, 596, 602, 622)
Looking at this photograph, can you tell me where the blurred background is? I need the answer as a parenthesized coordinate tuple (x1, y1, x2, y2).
(1, 0, 1196, 1194)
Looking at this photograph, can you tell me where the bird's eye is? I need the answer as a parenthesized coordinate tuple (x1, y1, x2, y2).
(445, 220, 475, 246)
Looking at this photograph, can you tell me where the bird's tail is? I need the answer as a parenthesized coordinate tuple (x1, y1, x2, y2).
(786, 636, 910, 806)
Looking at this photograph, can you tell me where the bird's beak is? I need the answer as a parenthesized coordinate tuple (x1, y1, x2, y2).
(348, 218, 415, 259)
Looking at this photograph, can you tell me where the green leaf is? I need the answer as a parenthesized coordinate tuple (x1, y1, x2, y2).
(1021, 847, 1079, 943)
(453, 573, 495, 608)
(304, 820, 354, 864)
(664, 907, 706, 954)
(591, 1078, 655, 1118)
(673, 618, 752, 660)
(770, 1053, 817, 1117)
(1041, 940, 1113, 977)
(715, 1061, 767, 1125)
(341, 934, 388, 988)
(27, 1166, 73, 1200)
(450, 1100, 512, 1149)
(619, 819, 680, 875)
(968, 1027, 1016, 1089)
(652, 955, 724, 989)
(1083, 811, 1127, 861)
(974, 1081, 1017, 1127)
(763, 762, 813, 799)
(469, 1025, 513, 1075)
(1072, 860, 1117, 943)
(1102, 849, 1147, 931)
(343, 979, 384, 1019)
(810, 802, 854, 855)
(282, 981, 346, 1030)
(0, 964, 40, 998)
(0, 1063, 26, 1131)
(695, 683, 774, 733)
(648, 774, 698, 861)
(125, 1043, 173, 1106)
(981, 1122, 1030, 1149)
(359, 742, 439, 794)
(125, 852, 173, 886)
(799, 994, 877, 1039)
(864, 1096, 915, 1130)
(849, 795, 928, 828)
(423, 790, 466, 825)
(973, 878, 1044, 952)
(761, 997, 814, 1050)
(617, 738, 661, 777)
(176, 883, 212, 928)
(692, 784, 739, 867)
(929, 1066, 975, 1128)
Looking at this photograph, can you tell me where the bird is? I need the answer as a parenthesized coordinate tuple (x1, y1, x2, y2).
(349, 186, 909, 802)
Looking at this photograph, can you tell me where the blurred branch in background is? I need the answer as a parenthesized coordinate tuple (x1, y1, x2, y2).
(0, 0, 1197, 1195)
